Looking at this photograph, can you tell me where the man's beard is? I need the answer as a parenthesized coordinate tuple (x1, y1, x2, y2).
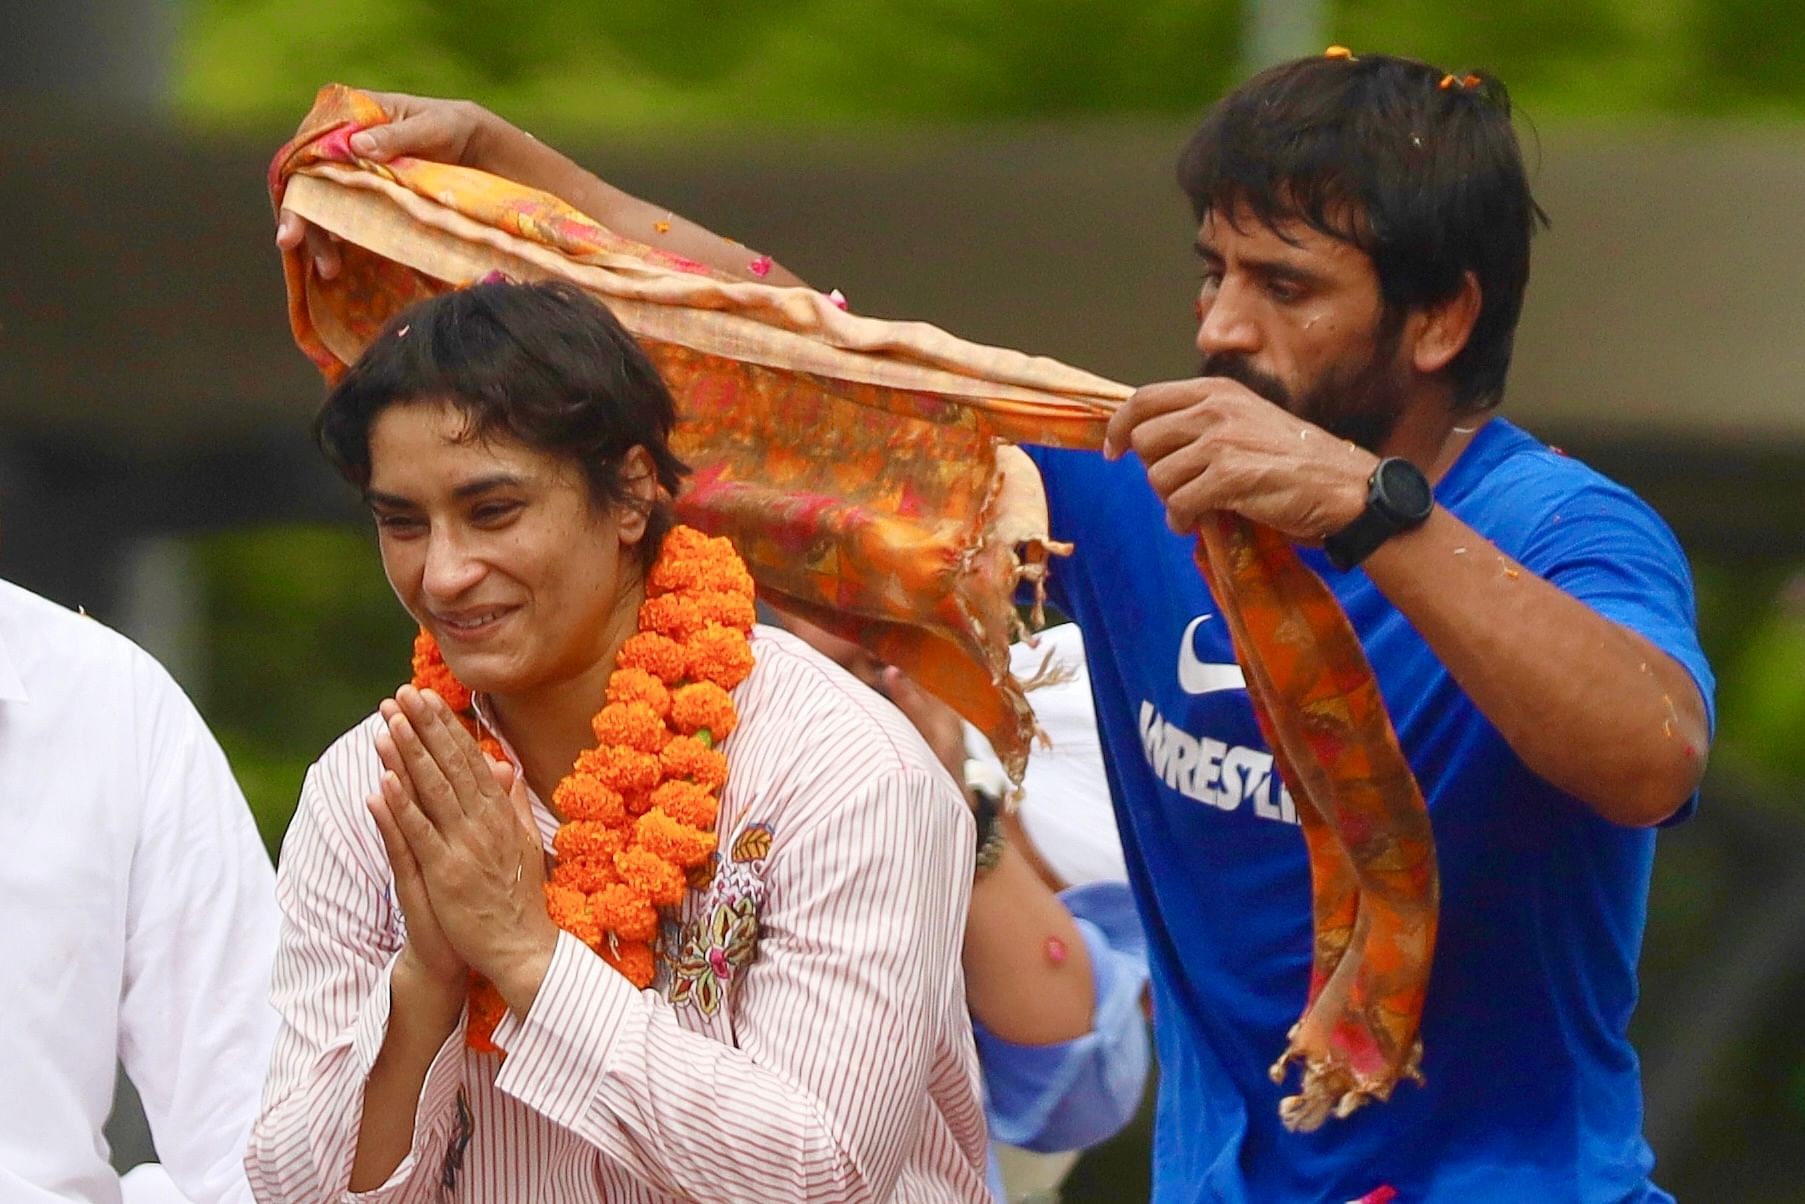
(1200, 319, 1410, 454)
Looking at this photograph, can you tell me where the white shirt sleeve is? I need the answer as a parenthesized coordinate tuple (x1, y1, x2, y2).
(116, 649, 280, 1204)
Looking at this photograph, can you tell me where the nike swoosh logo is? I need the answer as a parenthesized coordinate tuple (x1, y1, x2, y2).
(1177, 614, 1247, 695)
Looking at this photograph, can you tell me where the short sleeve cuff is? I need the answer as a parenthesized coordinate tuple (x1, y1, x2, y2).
(491, 931, 640, 1131)
(344, 949, 470, 1201)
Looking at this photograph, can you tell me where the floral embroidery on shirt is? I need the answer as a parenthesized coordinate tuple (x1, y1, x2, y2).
(668, 825, 772, 1016)
(687, 857, 717, 891)
(731, 822, 774, 863)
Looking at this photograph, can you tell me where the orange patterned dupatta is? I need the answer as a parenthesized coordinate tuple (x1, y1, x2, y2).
(270, 85, 1438, 1128)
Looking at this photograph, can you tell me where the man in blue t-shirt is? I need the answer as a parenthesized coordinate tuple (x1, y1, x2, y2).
(1042, 52, 1713, 1202)
(278, 52, 1714, 1202)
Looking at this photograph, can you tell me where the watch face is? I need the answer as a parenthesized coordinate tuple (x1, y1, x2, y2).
(1376, 458, 1434, 522)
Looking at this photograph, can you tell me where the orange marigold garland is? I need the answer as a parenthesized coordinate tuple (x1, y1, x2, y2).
(406, 525, 756, 1052)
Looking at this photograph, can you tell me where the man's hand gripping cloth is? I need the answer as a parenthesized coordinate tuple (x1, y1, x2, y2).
(270, 84, 1439, 1128)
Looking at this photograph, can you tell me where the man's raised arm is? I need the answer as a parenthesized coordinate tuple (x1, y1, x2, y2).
(276, 90, 809, 289)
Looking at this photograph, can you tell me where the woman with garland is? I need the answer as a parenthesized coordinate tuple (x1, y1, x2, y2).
(248, 280, 990, 1202)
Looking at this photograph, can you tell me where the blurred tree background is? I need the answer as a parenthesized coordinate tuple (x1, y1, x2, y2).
(179, 0, 1805, 133)
(96, 0, 1805, 1198)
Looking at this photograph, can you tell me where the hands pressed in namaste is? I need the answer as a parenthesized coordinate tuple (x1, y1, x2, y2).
(366, 685, 559, 1015)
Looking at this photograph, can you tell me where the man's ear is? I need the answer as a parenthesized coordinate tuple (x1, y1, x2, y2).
(1411, 271, 1482, 376)
(615, 446, 658, 545)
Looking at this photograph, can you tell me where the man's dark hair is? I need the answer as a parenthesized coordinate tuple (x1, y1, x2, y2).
(1178, 52, 1549, 410)
(315, 280, 688, 568)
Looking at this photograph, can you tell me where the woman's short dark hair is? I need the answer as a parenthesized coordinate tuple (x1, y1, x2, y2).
(315, 280, 689, 567)
(1177, 52, 1549, 410)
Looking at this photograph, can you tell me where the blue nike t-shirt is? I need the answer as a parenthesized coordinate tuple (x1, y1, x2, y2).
(1026, 419, 1714, 1203)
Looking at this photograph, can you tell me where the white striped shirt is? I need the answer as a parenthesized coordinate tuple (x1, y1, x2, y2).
(248, 626, 989, 1202)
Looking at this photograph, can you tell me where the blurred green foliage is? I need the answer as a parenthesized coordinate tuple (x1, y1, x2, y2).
(178, 0, 1237, 132)
(178, 0, 1805, 133)
(193, 524, 411, 850)
(1715, 577, 1805, 785)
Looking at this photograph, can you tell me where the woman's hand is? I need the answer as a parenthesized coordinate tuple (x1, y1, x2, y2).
(373, 686, 559, 1015)
(367, 747, 465, 997)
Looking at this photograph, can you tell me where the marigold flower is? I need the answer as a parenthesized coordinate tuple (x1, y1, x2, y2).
(694, 590, 757, 633)
(635, 808, 717, 867)
(686, 624, 756, 690)
(543, 883, 601, 945)
(602, 938, 657, 988)
(411, 627, 445, 674)
(616, 845, 688, 906)
(618, 630, 688, 684)
(553, 820, 625, 864)
(606, 666, 671, 717)
(412, 659, 473, 715)
(410, 630, 475, 710)
(577, 746, 662, 794)
(651, 548, 754, 600)
(591, 882, 660, 942)
(640, 592, 709, 642)
(552, 775, 626, 825)
(621, 787, 656, 816)
(660, 736, 728, 790)
(466, 977, 508, 1053)
(650, 778, 720, 829)
(552, 854, 619, 895)
(478, 735, 506, 764)
(671, 681, 738, 741)
(648, 552, 703, 595)
(703, 551, 755, 596)
(657, 525, 713, 562)
(592, 700, 669, 753)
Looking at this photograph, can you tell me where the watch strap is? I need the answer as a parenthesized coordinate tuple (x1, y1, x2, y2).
(1323, 457, 1433, 571)
(1323, 505, 1397, 571)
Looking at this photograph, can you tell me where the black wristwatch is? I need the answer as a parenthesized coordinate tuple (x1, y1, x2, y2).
(1322, 457, 1434, 571)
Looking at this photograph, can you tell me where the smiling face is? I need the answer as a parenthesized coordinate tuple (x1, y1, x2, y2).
(366, 398, 652, 704)
(1193, 207, 1415, 452)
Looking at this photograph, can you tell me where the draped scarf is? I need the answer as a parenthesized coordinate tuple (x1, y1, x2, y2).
(271, 85, 1438, 1128)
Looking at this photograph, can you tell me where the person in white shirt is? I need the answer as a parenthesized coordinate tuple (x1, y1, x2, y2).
(0, 575, 279, 1204)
